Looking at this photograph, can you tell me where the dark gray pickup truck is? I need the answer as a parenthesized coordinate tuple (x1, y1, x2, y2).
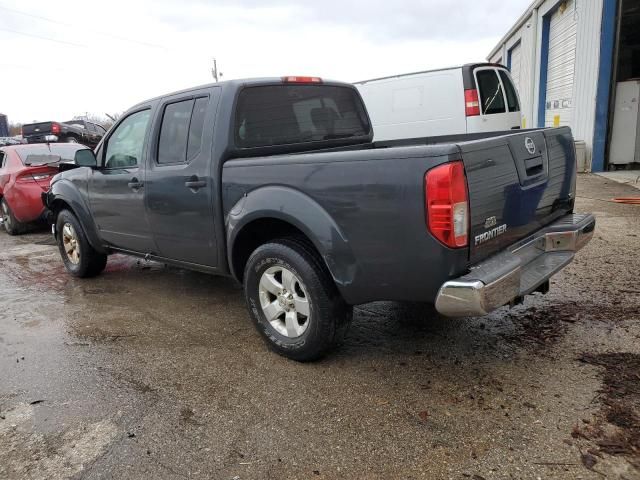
(44, 76, 595, 361)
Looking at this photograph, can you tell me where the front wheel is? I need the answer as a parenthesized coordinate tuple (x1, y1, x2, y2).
(244, 239, 352, 362)
(56, 209, 107, 277)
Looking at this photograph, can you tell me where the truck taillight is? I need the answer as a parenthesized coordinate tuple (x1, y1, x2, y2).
(464, 89, 480, 117)
(281, 76, 322, 83)
(425, 161, 469, 248)
(51, 123, 60, 134)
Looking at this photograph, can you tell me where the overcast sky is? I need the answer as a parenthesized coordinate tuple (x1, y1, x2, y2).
(0, 0, 530, 125)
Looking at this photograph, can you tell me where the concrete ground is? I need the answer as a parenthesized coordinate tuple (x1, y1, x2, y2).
(596, 170, 640, 191)
(1, 174, 639, 480)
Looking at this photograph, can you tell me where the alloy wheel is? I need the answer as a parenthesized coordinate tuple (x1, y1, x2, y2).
(62, 223, 81, 264)
(1, 202, 11, 231)
(258, 266, 311, 338)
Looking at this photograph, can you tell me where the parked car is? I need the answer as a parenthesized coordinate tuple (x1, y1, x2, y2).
(0, 137, 22, 146)
(44, 76, 594, 361)
(22, 119, 106, 148)
(0, 143, 90, 234)
(354, 63, 522, 141)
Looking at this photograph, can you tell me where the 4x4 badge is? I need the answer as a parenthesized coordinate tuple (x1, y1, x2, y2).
(484, 216, 497, 229)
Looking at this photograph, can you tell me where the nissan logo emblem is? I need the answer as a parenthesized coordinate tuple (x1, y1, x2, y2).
(525, 137, 536, 155)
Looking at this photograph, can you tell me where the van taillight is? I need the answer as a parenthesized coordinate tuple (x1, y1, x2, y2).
(464, 89, 480, 117)
(51, 123, 60, 134)
(425, 161, 469, 248)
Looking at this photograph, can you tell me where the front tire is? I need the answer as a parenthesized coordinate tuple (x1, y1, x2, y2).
(244, 238, 352, 362)
(1, 198, 24, 235)
(56, 209, 107, 277)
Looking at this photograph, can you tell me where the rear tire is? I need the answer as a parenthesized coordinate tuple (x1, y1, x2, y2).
(56, 209, 107, 278)
(243, 238, 352, 362)
(65, 136, 78, 143)
(1, 198, 24, 235)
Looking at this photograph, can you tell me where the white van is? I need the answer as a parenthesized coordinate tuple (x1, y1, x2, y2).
(354, 63, 522, 141)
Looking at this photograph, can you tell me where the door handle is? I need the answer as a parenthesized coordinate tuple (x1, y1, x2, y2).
(128, 178, 143, 190)
(185, 177, 206, 191)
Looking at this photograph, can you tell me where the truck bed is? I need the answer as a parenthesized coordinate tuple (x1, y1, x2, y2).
(223, 127, 576, 305)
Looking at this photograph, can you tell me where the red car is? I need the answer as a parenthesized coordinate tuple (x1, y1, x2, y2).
(0, 143, 88, 235)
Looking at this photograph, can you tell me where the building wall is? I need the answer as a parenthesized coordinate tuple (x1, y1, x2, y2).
(571, 0, 604, 167)
(489, 0, 605, 169)
(490, 19, 537, 129)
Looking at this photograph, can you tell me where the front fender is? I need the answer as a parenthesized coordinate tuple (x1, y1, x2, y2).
(226, 186, 358, 297)
(49, 177, 107, 254)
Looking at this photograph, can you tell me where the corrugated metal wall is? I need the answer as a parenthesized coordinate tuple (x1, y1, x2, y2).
(490, 20, 536, 129)
(488, 0, 604, 169)
(510, 43, 523, 94)
(571, 0, 604, 166)
(545, 0, 577, 127)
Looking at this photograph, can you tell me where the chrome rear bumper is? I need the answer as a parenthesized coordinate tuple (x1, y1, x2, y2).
(435, 213, 595, 317)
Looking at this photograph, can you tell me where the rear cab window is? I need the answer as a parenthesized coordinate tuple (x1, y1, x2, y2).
(234, 84, 371, 149)
(475, 69, 506, 115)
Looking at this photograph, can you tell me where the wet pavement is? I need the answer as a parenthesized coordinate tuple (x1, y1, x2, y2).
(1, 174, 639, 480)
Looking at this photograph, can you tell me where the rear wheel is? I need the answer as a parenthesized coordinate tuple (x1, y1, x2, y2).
(56, 209, 107, 277)
(1, 199, 24, 235)
(244, 238, 352, 361)
(65, 136, 78, 143)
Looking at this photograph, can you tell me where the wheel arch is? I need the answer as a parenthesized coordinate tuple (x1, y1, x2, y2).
(48, 183, 107, 254)
(226, 186, 358, 301)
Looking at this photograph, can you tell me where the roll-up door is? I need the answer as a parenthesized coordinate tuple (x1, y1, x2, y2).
(509, 43, 522, 95)
(545, 0, 577, 127)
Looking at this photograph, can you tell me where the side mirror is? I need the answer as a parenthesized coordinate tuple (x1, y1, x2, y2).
(75, 149, 97, 167)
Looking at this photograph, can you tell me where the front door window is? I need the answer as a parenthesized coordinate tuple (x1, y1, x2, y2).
(104, 110, 151, 168)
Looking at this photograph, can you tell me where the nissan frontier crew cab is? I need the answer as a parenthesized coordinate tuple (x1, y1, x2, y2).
(44, 76, 595, 361)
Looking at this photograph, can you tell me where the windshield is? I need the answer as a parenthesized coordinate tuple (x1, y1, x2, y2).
(16, 144, 85, 165)
(234, 84, 371, 149)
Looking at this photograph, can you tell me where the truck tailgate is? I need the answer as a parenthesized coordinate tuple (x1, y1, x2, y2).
(22, 122, 53, 136)
(460, 127, 576, 263)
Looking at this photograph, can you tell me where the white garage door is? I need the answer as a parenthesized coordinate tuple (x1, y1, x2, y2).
(545, 0, 577, 127)
(509, 43, 522, 95)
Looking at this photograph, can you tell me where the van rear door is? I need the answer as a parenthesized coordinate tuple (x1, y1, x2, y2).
(465, 65, 522, 133)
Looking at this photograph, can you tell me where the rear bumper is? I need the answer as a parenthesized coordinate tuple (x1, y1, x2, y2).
(26, 135, 59, 143)
(435, 213, 595, 317)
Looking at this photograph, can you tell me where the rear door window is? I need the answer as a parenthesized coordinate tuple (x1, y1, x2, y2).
(475, 69, 506, 115)
(499, 70, 520, 112)
(157, 96, 209, 165)
(158, 100, 193, 165)
(234, 85, 370, 149)
(187, 97, 208, 160)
